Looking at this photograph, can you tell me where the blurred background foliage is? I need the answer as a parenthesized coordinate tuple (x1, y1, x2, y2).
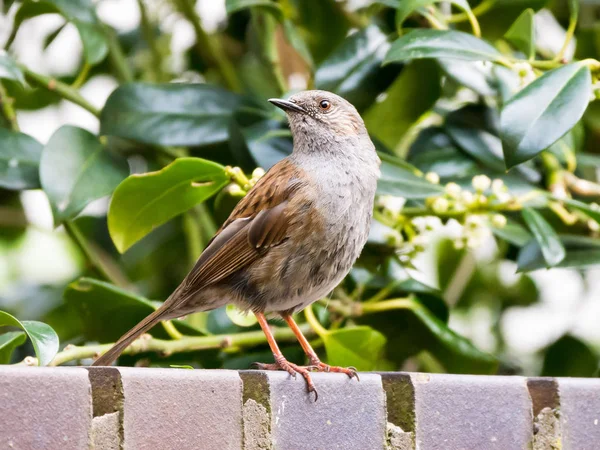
(1, 0, 600, 377)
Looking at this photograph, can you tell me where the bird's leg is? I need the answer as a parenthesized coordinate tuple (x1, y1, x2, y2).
(252, 312, 318, 399)
(282, 313, 359, 381)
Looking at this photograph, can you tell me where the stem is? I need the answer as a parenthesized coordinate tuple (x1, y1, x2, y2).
(105, 27, 134, 83)
(304, 304, 328, 337)
(554, 0, 579, 62)
(34, 323, 314, 366)
(360, 298, 415, 315)
(196, 202, 218, 242)
(175, 0, 240, 92)
(549, 201, 578, 226)
(71, 63, 91, 89)
(63, 221, 128, 289)
(447, 0, 496, 23)
(0, 82, 19, 131)
(137, 0, 166, 82)
(161, 319, 183, 340)
(20, 66, 101, 117)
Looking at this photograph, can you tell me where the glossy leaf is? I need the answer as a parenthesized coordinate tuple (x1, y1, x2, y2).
(385, 29, 503, 64)
(438, 60, 519, 99)
(64, 278, 202, 342)
(282, 20, 314, 68)
(0, 331, 27, 364)
(0, 128, 43, 190)
(289, 0, 349, 64)
(14, 0, 108, 64)
(0, 310, 59, 366)
(377, 172, 443, 199)
(521, 208, 566, 267)
(225, 305, 258, 327)
(365, 60, 440, 149)
(396, 0, 478, 36)
(0, 53, 26, 86)
(542, 335, 598, 377)
(315, 24, 395, 111)
(230, 119, 293, 170)
(501, 64, 591, 168)
(225, 0, 283, 18)
(108, 158, 228, 253)
(504, 8, 535, 58)
(491, 219, 532, 247)
(40, 126, 129, 224)
(322, 326, 387, 371)
(517, 235, 600, 271)
(100, 83, 242, 147)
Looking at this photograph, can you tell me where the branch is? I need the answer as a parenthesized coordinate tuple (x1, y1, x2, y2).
(16, 323, 315, 366)
(0, 82, 19, 131)
(19, 65, 101, 117)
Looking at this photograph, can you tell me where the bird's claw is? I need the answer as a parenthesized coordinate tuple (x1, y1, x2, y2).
(251, 359, 319, 401)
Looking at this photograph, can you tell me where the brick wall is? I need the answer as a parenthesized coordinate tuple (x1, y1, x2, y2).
(1, 367, 599, 449)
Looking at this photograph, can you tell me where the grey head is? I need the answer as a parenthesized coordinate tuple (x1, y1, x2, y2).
(269, 90, 369, 142)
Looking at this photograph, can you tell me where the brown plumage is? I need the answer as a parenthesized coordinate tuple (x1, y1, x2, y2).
(92, 90, 381, 398)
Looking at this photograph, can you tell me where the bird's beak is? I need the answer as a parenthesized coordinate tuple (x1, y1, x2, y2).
(268, 98, 306, 114)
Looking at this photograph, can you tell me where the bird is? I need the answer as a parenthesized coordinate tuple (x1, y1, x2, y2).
(92, 90, 381, 398)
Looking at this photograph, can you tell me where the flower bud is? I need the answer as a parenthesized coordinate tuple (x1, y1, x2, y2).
(491, 179, 505, 194)
(252, 167, 265, 178)
(491, 214, 507, 228)
(472, 175, 491, 192)
(445, 182, 461, 198)
(432, 197, 449, 213)
(425, 172, 440, 184)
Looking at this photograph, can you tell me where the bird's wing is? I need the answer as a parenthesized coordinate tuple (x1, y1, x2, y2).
(171, 159, 304, 305)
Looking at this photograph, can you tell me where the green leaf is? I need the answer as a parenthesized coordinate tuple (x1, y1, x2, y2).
(377, 154, 443, 199)
(501, 64, 591, 168)
(396, 0, 479, 36)
(542, 335, 598, 377)
(0, 128, 43, 190)
(0, 331, 27, 364)
(64, 278, 203, 343)
(446, 125, 506, 172)
(230, 119, 293, 170)
(491, 219, 532, 247)
(385, 29, 503, 64)
(282, 20, 314, 68)
(356, 297, 498, 374)
(504, 8, 535, 58)
(225, 0, 283, 18)
(100, 83, 242, 147)
(315, 24, 396, 111)
(108, 157, 228, 253)
(517, 234, 600, 271)
(365, 60, 440, 150)
(521, 208, 566, 267)
(0, 311, 59, 366)
(0, 53, 26, 86)
(40, 126, 129, 224)
(437, 59, 519, 99)
(14, 0, 108, 65)
(225, 305, 258, 327)
(289, 0, 349, 64)
(322, 326, 387, 371)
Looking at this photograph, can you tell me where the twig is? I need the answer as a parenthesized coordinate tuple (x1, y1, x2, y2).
(105, 26, 134, 83)
(0, 82, 19, 131)
(137, 0, 166, 82)
(17, 323, 314, 366)
(20, 65, 101, 117)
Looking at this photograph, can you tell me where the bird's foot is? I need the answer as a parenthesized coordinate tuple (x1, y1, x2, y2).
(252, 356, 319, 401)
(308, 361, 360, 381)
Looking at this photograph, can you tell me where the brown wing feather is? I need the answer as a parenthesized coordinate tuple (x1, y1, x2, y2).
(170, 159, 304, 306)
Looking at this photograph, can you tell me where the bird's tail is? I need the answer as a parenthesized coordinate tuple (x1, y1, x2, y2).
(92, 306, 170, 366)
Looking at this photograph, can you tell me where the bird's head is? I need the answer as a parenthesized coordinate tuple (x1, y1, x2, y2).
(269, 90, 367, 140)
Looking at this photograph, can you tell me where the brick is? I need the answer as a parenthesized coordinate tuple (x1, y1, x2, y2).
(241, 371, 386, 450)
(400, 373, 533, 450)
(0, 366, 92, 450)
(92, 412, 120, 450)
(116, 368, 243, 450)
(527, 378, 561, 450)
(558, 378, 600, 450)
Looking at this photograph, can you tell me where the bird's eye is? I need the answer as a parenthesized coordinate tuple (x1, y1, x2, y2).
(319, 100, 331, 111)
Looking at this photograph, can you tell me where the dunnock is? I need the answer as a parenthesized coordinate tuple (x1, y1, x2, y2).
(93, 90, 381, 398)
